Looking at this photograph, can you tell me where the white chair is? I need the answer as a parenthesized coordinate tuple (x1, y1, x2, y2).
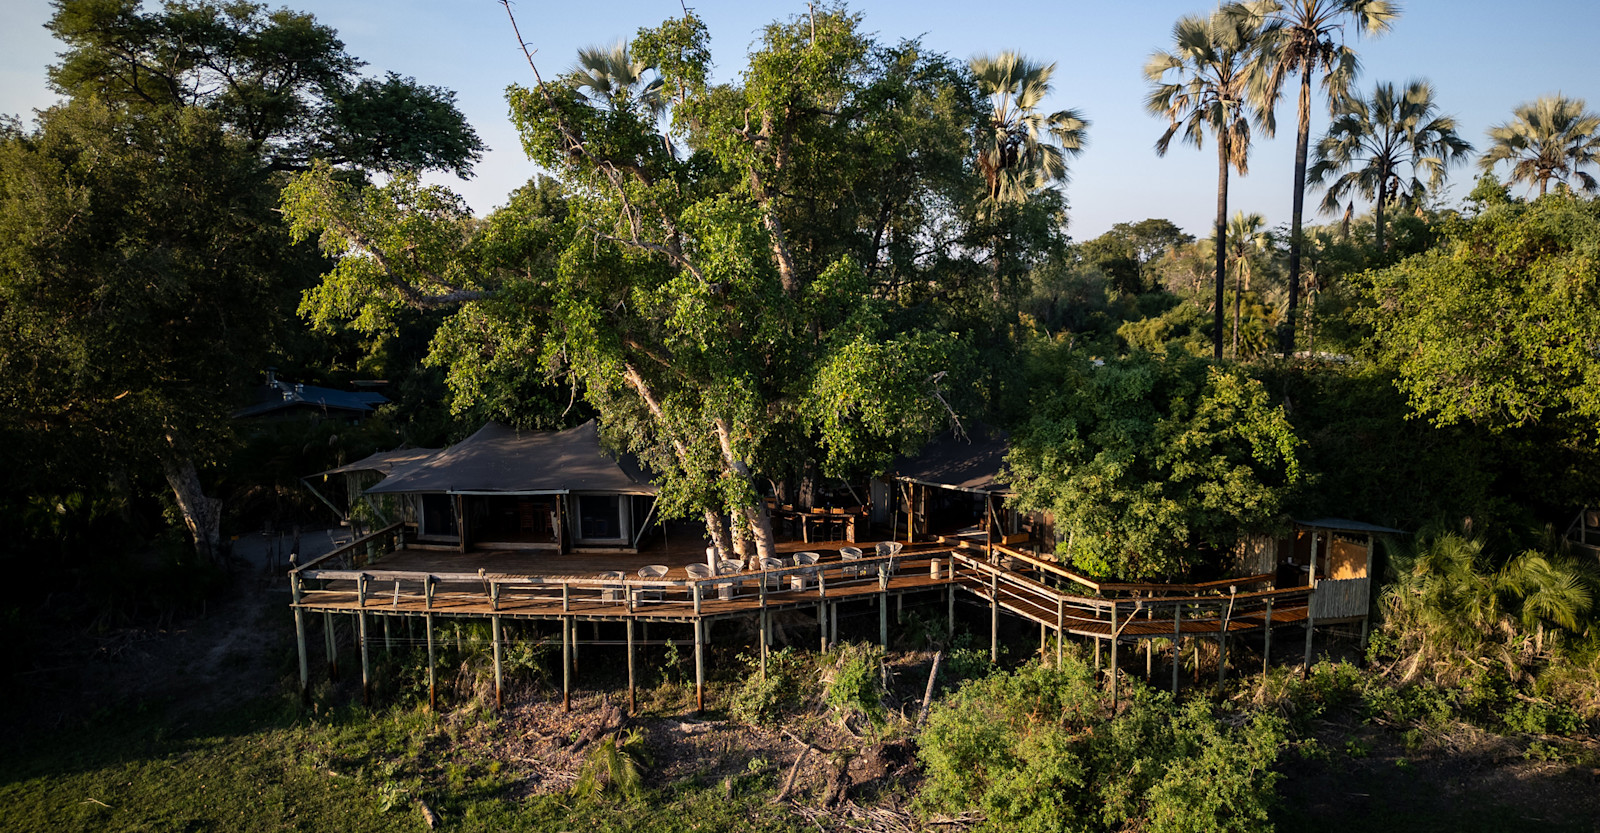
(637, 564, 668, 602)
(839, 546, 864, 577)
(599, 570, 625, 603)
(716, 559, 746, 600)
(791, 551, 819, 591)
(875, 541, 904, 575)
(759, 557, 785, 590)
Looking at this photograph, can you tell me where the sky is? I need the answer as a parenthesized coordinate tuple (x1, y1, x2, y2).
(3, 0, 1597, 240)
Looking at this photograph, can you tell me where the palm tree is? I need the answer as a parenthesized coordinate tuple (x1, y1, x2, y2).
(567, 41, 672, 154)
(1222, 211, 1273, 358)
(970, 52, 1089, 210)
(1308, 80, 1473, 252)
(1146, 8, 1268, 361)
(1479, 94, 1600, 196)
(1236, 0, 1398, 354)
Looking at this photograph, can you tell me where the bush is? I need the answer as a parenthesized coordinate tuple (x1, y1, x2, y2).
(730, 648, 807, 727)
(918, 659, 1283, 833)
(824, 643, 886, 728)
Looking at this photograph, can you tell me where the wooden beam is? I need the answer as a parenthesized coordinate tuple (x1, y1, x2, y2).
(1172, 603, 1181, 696)
(1109, 602, 1119, 706)
(292, 578, 309, 704)
(324, 611, 338, 680)
(1263, 598, 1273, 675)
(562, 616, 571, 713)
(358, 611, 370, 706)
(694, 620, 706, 714)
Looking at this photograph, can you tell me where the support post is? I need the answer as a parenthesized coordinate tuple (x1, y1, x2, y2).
(819, 602, 827, 653)
(324, 611, 338, 680)
(1109, 602, 1119, 705)
(880, 592, 889, 648)
(1055, 597, 1064, 667)
(383, 616, 392, 654)
(426, 613, 436, 711)
(989, 571, 999, 663)
(694, 620, 706, 714)
(1304, 532, 1319, 678)
(627, 617, 636, 714)
(562, 616, 571, 713)
(292, 577, 309, 704)
(1172, 603, 1181, 696)
(947, 583, 955, 639)
(358, 611, 370, 706)
(1263, 598, 1273, 675)
(492, 614, 504, 710)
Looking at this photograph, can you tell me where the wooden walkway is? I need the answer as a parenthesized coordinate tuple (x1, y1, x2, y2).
(287, 524, 1330, 709)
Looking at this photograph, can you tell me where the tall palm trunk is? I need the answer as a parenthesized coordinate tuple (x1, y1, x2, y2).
(1232, 259, 1244, 359)
(1282, 68, 1313, 356)
(1374, 174, 1388, 252)
(1213, 136, 1230, 361)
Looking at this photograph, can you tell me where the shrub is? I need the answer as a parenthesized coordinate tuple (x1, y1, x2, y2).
(730, 648, 807, 727)
(824, 643, 887, 728)
(918, 659, 1283, 833)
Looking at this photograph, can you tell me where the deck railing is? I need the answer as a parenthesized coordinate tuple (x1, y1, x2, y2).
(292, 549, 946, 619)
(289, 522, 405, 574)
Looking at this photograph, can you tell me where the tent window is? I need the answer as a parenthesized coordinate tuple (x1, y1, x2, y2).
(419, 494, 457, 538)
(576, 494, 628, 543)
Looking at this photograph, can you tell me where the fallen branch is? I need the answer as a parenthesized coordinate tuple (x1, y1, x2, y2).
(416, 798, 438, 829)
(916, 651, 943, 728)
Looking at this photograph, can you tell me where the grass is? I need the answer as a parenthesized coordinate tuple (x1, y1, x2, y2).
(0, 692, 805, 833)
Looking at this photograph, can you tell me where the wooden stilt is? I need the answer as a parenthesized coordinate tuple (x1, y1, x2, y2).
(831, 602, 839, 647)
(1095, 635, 1102, 671)
(492, 615, 504, 710)
(562, 616, 571, 713)
(896, 594, 902, 623)
(1263, 598, 1273, 675)
(947, 584, 955, 639)
(819, 602, 827, 653)
(383, 616, 392, 654)
(324, 611, 338, 680)
(1109, 603, 1119, 705)
(626, 618, 636, 714)
(426, 613, 436, 711)
(292, 582, 309, 704)
(694, 620, 706, 714)
(989, 572, 999, 663)
(1304, 533, 1319, 678)
(1040, 621, 1047, 662)
(1055, 597, 1064, 668)
(1172, 604, 1181, 696)
(358, 612, 370, 706)
(880, 592, 889, 648)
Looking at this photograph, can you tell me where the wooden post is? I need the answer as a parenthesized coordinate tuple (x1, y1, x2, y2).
(819, 602, 827, 653)
(1263, 597, 1273, 674)
(383, 616, 392, 654)
(1109, 602, 1119, 705)
(947, 583, 955, 639)
(1304, 532, 1319, 678)
(491, 614, 504, 710)
(292, 577, 309, 704)
(694, 620, 706, 714)
(324, 611, 338, 680)
(989, 571, 999, 663)
(626, 617, 636, 715)
(562, 616, 571, 713)
(880, 570, 890, 648)
(425, 613, 436, 711)
(358, 611, 370, 706)
(1055, 597, 1064, 667)
(1172, 603, 1181, 696)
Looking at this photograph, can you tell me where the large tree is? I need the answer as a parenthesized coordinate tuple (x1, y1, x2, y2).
(1359, 192, 1600, 432)
(1308, 79, 1473, 252)
(1236, 0, 1398, 354)
(1006, 352, 1302, 580)
(1146, 7, 1268, 361)
(288, 7, 985, 562)
(1479, 95, 1600, 197)
(0, 0, 482, 563)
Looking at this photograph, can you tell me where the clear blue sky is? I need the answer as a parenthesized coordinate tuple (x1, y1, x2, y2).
(3, 0, 1596, 239)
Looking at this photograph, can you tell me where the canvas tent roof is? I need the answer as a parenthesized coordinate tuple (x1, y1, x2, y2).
(1295, 518, 1408, 535)
(313, 447, 441, 478)
(893, 427, 1012, 494)
(366, 420, 657, 496)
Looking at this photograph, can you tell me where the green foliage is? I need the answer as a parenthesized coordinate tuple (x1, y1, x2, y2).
(824, 643, 887, 728)
(730, 648, 808, 727)
(573, 728, 653, 801)
(1007, 352, 1302, 579)
(918, 660, 1284, 833)
(1359, 193, 1600, 432)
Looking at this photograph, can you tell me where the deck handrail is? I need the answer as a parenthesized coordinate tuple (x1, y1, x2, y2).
(290, 522, 404, 575)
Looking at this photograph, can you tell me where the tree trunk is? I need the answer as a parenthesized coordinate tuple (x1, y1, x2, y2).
(1213, 136, 1230, 362)
(712, 418, 778, 563)
(161, 442, 222, 565)
(1374, 178, 1387, 253)
(704, 509, 734, 562)
(1232, 259, 1243, 359)
(1281, 67, 1313, 357)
